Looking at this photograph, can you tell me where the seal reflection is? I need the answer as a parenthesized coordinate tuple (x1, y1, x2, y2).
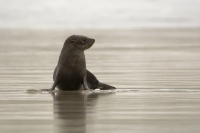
(52, 91, 98, 133)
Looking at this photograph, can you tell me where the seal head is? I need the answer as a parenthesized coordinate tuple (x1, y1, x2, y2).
(64, 35, 95, 50)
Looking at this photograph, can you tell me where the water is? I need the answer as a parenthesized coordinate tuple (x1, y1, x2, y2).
(0, 29, 200, 133)
(0, 0, 200, 28)
(1, 90, 200, 133)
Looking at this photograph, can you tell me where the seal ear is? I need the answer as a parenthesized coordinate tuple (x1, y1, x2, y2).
(65, 35, 77, 44)
(70, 40, 76, 44)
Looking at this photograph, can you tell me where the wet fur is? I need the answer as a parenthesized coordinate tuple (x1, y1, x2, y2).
(51, 35, 116, 91)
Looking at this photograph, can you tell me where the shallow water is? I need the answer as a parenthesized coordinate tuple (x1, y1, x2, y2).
(0, 29, 200, 133)
(1, 89, 200, 133)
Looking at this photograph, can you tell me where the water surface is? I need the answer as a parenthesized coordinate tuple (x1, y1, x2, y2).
(0, 29, 200, 133)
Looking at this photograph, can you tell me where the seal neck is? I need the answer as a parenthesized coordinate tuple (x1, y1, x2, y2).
(58, 45, 85, 67)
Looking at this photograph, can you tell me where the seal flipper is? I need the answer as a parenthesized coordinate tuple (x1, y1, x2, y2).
(51, 81, 58, 90)
(51, 66, 59, 90)
(85, 70, 116, 90)
(83, 74, 89, 90)
(99, 82, 116, 90)
(83, 70, 99, 90)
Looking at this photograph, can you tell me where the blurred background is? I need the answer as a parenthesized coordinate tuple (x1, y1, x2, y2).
(0, 0, 200, 29)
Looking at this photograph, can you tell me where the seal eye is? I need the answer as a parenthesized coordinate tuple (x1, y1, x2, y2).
(70, 40, 76, 43)
(81, 38, 86, 44)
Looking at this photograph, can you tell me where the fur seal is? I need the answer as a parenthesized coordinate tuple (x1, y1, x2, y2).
(51, 35, 116, 91)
